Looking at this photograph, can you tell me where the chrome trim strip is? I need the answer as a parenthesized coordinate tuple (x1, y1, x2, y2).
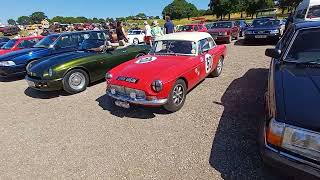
(107, 92, 168, 106)
(279, 152, 320, 170)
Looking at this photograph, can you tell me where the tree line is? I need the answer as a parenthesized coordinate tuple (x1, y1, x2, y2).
(7, 0, 303, 26)
(8, 12, 161, 26)
(208, 0, 302, 20)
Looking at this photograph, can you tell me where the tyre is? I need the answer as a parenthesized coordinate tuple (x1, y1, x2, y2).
(133, 38, 139, 45)
(226, 36, 232, 44)
(62, 69, 89, 94)
(212, 56, 224, 77)
(163, 79, 187, 112)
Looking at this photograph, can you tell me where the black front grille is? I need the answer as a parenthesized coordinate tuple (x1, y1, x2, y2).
(27, 74, 42, 80)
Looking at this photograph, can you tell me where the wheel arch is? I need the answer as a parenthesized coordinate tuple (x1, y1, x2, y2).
(63, 66, 91, 82)
(177, 76, 188, 89)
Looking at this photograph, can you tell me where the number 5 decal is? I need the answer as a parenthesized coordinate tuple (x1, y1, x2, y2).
(205, 54, 213, 73)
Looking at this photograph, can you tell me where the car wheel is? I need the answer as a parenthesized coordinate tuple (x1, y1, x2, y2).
(226, 36, 232, 44)
(62, 69, 89, 94)
(163, 79, 187, 112)
(133, 38, 139, 45)
(135, 52, 146, 58)
(212, 56, 224, 77)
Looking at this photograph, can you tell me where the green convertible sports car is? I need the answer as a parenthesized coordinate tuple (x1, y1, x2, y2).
(25, 42, 150, 94)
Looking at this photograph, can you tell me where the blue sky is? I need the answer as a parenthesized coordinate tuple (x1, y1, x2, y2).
(0, 0, 209, 23)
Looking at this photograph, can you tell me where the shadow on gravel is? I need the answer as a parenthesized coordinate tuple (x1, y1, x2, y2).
(209, 68, 282, 180)
(234, 39, 277, 46)
(0, 75, 24, 82)
(24, 87, 71, 99)
(96, 94, 170, 119)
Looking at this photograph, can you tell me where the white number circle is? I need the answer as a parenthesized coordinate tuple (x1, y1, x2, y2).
(205, 54, 213, 73)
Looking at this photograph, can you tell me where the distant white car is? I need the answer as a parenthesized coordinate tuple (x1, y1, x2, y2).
(127, 30, 145, 45)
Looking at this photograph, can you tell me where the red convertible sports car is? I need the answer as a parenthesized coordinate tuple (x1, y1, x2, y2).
(106, 32, 227, 112)
(0, 36, 43, 55)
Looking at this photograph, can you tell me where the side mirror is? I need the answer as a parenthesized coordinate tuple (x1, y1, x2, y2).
(265, 48, 281, 59)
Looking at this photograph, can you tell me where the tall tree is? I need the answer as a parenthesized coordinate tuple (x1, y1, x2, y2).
(162, 0, 199, 20)
(7, 19, 16, 25)
(30, 12, 47, 24)
(17, 16, 31, 25)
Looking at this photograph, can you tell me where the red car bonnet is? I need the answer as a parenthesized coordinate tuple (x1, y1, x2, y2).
(0, 49, 11, 55)
(108, 55, 194, 89)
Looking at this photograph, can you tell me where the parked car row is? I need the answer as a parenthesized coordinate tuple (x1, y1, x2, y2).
(0, 17, 319, 179)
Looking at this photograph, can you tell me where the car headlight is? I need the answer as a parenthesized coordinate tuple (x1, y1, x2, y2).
(0, 61, 16, 66)
(282, 126, 320, 161)
(151, 80, 163, 92)
(270, 29, 279, 34)
(266, 118, 320, 161)
(48, 68, 53, 77)
(105, 73, 113, 80)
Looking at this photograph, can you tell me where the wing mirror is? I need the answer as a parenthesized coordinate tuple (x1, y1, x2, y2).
(265, 48, 281, 59)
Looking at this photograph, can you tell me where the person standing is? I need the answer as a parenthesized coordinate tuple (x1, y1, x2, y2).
(116, 21, 128, 43)
(151, 20, 164, 40)
(164, 16, 175, 34)
(144, 21, 152, 45)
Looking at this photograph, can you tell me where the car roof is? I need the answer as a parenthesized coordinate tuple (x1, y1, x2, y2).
(59, 30, 105, 36)
(156, 32, 212, 42)
(295, 21, 320, 29)
(213, 21, 234, 23)
(15, 36, 43, 40)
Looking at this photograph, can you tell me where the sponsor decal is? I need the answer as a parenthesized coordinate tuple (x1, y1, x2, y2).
(195, 68, 200, 76)
(135, 56, 157, 64)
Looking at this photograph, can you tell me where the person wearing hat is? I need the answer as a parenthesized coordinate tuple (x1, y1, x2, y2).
(143, 21, 152, 45)
(151, 20, 164, 40)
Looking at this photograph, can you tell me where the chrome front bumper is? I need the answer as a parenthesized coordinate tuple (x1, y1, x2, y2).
(107, 92, 168, 106)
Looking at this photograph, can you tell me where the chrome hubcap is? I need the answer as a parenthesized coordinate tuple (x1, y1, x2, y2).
(133, 39, 139, 44)
(172, 84, 184, 105)
(69, 72, 85, 90)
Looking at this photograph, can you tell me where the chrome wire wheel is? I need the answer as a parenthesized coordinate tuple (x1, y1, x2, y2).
(172, 84, 184, 105)
(68, 72, 86, 90)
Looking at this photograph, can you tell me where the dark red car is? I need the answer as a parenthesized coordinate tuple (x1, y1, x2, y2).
(207, 21, 240, 44)
(178, 23, 208, 32)
(2, 26, 20, 36)
(0, 36, 43, 55)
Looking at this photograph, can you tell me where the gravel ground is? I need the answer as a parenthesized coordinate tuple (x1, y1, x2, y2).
(0, 39, 281, 179)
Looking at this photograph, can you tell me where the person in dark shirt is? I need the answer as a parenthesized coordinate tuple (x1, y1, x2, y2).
(116, 21, 128, 42)
(164, 16, 175, 34)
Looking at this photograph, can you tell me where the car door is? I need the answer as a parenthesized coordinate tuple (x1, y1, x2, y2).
(91, 47, 131, 80)
(198, 38, 221, 79)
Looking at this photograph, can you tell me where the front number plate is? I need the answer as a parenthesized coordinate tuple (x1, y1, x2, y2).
(115, 100, 130, 109)
(255, 35, 267, 39)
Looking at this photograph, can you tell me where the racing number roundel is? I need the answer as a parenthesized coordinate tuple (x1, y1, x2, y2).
(205, 54, 213, 74)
